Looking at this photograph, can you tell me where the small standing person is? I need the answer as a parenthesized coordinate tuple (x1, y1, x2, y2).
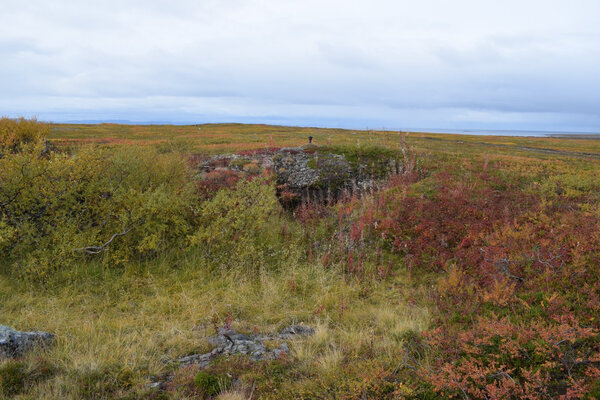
(308, 136, 313, 144)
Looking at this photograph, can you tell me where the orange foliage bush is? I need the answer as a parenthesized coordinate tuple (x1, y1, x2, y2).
(423, 316, 600, 399)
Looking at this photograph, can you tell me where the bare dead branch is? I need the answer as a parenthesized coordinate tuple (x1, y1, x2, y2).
(489, 370, 517, 385)
(480, 248, 525, 282)
(73, 225, 136, 254)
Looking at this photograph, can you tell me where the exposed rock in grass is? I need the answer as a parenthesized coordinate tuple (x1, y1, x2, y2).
(198, 145, 402, 207)
(177, 324, 314, 368)
(274, 147, 354, 207)
(0, 325, 55, 359)
(278, 324, 316, 338)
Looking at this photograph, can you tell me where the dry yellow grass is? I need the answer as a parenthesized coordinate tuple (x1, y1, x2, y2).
(0, 255, 429, 399)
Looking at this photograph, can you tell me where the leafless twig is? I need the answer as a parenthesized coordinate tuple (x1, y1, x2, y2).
(480, 248, 524, 281)
(73, 225, 137, 254)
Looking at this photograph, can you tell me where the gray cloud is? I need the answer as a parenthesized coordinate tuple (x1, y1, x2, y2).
(1, 0, 599, 131)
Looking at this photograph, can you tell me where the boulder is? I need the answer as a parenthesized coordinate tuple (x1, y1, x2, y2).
(0, 324, 55, 359)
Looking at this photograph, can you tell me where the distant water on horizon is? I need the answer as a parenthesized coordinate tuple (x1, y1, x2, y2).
(405, 128, 600, 138)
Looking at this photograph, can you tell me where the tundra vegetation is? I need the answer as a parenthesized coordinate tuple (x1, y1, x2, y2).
(1, 118, 599, 399)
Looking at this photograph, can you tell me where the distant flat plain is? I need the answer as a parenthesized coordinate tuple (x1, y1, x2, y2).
(49, 123, 600, 159)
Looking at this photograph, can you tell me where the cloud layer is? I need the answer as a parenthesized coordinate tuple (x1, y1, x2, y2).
(1, 0, 599, 131)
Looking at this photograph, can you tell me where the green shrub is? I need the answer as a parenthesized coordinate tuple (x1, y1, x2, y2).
(0, 119, 296, 280)
(194, 370, 230, 397)
(0, 143, 198, 279)
(0, 360, 27, 396)
(0, 117, 49, 154)
(318, 144, 400, 178)
(189, 177, 293, 272)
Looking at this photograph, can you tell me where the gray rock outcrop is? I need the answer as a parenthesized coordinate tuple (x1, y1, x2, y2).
(273, 148, 356, 206)
(198, 145, 401, 208)
(0, 324, 55, 358)
(177, 324, 314, 368)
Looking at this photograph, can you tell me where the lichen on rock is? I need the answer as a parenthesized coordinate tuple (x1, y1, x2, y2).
(177, 325, 314, 368)
(0, 324, 55, 359)
(198, 144, 401, 208)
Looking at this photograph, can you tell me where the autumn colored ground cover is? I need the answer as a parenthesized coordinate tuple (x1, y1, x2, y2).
(333, 165, 600, 398)
(49, 122, 600, 157)
(2, 118, 600, 399)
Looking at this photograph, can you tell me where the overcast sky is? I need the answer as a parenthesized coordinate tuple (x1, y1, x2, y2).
(1, 0, 599, 132)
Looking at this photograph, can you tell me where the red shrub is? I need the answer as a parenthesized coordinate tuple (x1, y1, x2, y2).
(196, 169, 242, 199)
(369, 170, 600, 397)
(422, 316, 600, 399)
(376, 173, 536, 272)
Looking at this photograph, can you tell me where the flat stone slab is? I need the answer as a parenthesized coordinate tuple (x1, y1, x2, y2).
(0, 324, 55, 359)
